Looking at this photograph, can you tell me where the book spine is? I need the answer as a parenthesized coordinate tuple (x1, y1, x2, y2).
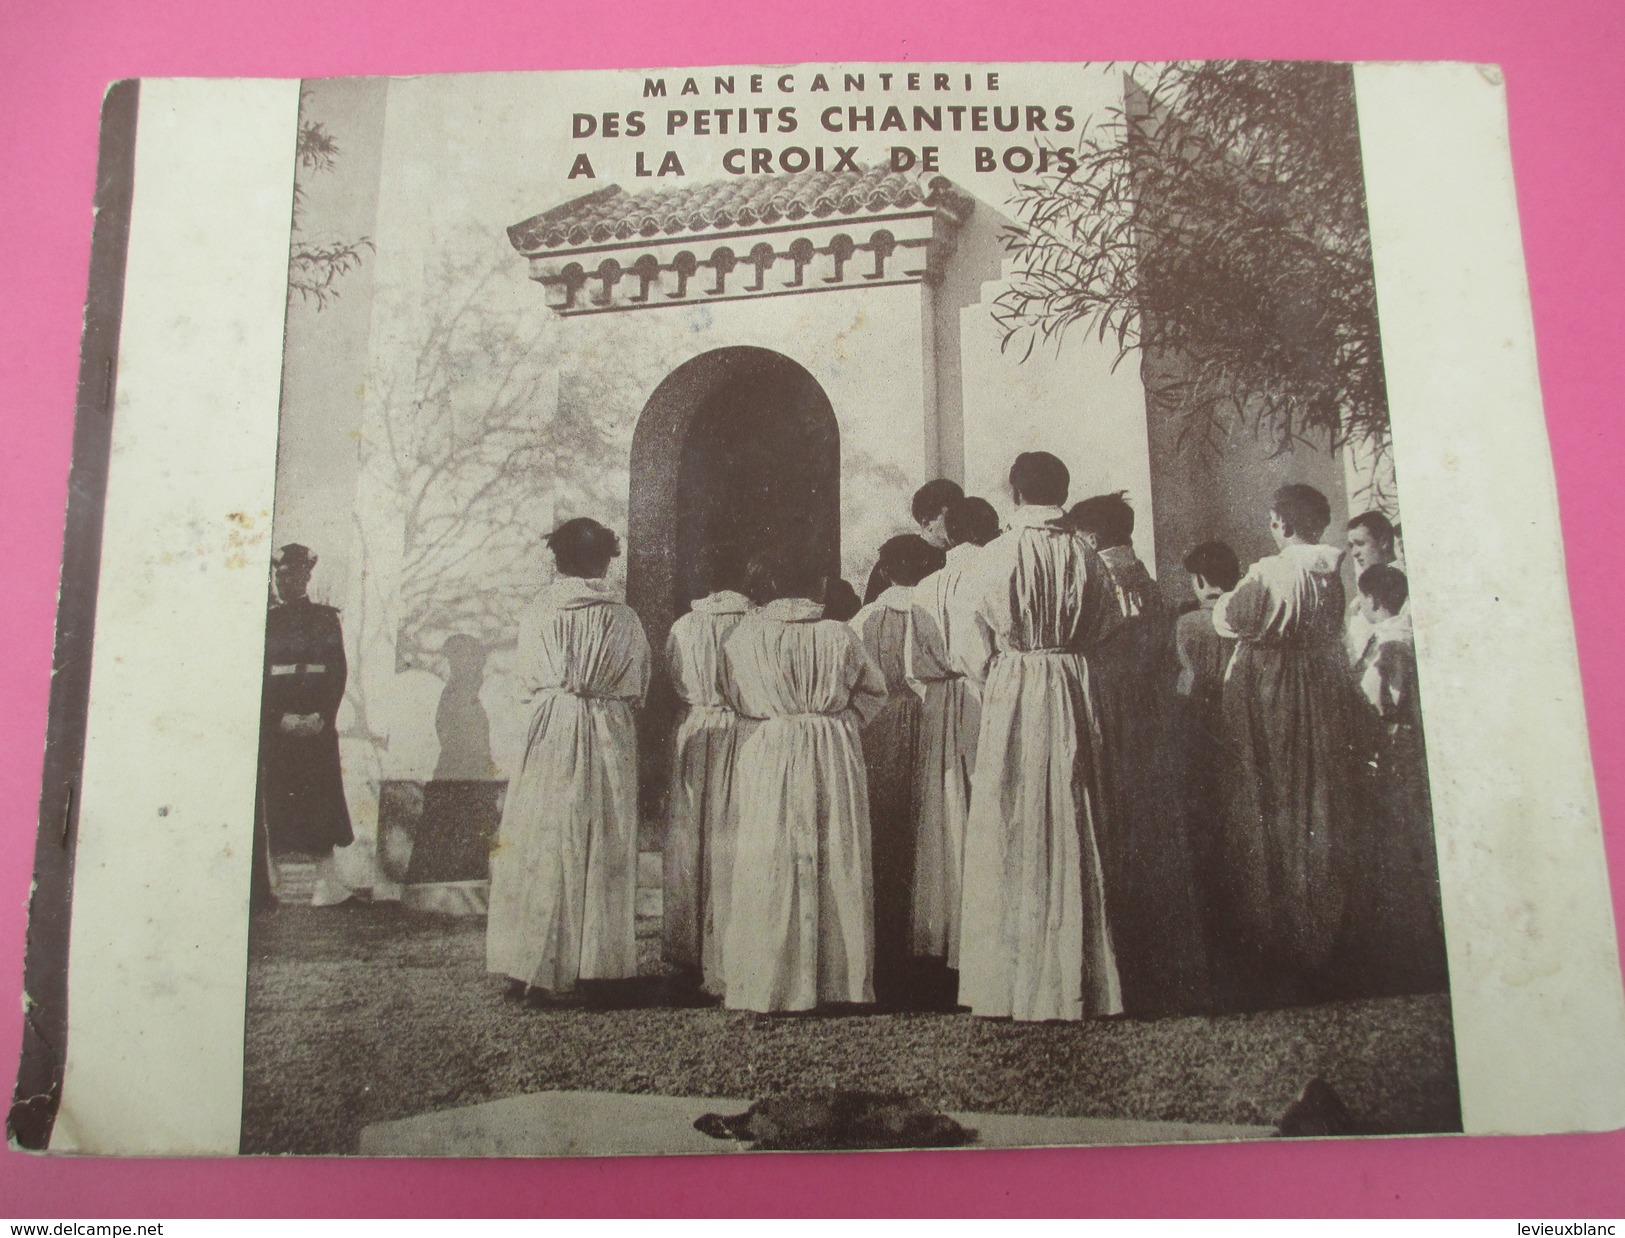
(8, 78, 141, 1153)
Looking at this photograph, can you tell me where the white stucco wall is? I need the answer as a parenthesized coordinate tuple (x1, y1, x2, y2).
(344, 68, 938, 784)
(958, 273, 1157, 568)
(283, 66, 1135, 813)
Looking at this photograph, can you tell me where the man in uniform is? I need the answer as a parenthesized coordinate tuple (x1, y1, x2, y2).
(253, 543, 356, 908)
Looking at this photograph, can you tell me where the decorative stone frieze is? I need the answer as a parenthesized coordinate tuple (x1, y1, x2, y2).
(509, 166, 974, 315)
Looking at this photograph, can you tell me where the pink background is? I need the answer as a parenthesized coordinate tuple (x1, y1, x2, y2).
(2, 0, 1622, 1217)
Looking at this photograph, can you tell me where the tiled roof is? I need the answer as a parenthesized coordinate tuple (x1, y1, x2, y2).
(509, 166, 966, 253)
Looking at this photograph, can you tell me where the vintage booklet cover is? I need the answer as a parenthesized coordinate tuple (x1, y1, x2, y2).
(11, 61, 1625, 1157)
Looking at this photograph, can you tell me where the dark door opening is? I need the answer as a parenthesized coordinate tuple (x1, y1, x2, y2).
(674, 365, 841, 607)
(627, 347, 840, 826)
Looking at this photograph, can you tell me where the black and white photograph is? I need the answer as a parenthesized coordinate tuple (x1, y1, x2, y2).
(238, 60, 1465, 1156)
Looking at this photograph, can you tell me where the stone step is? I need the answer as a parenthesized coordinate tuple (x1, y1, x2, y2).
(358, 1089, 1275, 1157)
(271, 860, 317, 902)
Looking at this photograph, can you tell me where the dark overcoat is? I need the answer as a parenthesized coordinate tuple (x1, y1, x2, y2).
(259, 598, 354, 855)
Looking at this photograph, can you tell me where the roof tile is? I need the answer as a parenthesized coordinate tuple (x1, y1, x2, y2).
(509, 165, 960, 253)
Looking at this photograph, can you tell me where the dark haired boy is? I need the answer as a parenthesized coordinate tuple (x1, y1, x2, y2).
(1068, 493, 1204, 1015)
(1354, 561, 1412, 714)
(912, 478, 965, 549)
(1344, 510, 1403, 667)
(661, 547, 754, 998)
(1211, 484, 1357, 1002)
(852, 534, 947, 1006)
(487, 518, 651, 1004)
(1173, 539, 1242, 972)
(1176, 540, 1241, 705)
(1348, 563, 1448, 993)
(902, 495, 1001, 1000)
(863, 478, 964, 601)
(718, 552, 889, 1012)
(956, 452, 1125, 1022)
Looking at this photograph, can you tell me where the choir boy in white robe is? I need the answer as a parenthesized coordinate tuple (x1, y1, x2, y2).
(721, 554, 889, 1013)
(1344, 510, 1403, 669)
(486, 518, 651, 1002)
(1213, 484, 1359, 1005)
(852, 534, 945, 1006)
(1348, 564, 1447, 995)
(864, 478, 963, 602)
(662, 551, 753, 998)
(1175, 541, 1241, 707)
(957, 452, 1125, 1023)
(1067, 492, 1206, 1015)
(904, 496, 1001, 993)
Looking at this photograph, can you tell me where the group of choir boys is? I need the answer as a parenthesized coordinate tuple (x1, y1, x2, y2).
(484, 450, 1446, 1021)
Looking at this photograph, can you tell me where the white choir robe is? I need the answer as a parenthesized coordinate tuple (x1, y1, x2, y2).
(904, 542, 985, 967)
(662, 590, 752, 994)
(720, 597, 889, 1012)
(1214, 541, 1357, 980)
(957, 506, 1125, 1022)
(486, 577, 651, 991)
(1345, 592, 1410, 671)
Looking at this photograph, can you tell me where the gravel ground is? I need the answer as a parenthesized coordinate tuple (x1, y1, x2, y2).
(241, 903, 1462, 1155)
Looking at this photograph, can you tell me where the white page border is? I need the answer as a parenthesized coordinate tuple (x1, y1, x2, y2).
(50, 77, 298, 1155)
(1355, 60, 1625, 1134)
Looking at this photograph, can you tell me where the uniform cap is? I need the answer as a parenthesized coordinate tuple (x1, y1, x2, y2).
(272, 543, 318, 570)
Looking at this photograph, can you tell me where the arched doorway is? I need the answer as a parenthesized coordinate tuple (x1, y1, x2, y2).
(628, 346, 841, 819)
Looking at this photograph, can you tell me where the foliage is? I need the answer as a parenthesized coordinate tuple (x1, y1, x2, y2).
(289, 110, 373, 309)
(995, 61, 1390, 465)
(366, 247, 697, 669)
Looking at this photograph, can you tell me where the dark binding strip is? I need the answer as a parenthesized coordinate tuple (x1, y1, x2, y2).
(8, 78, 140, 1152)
